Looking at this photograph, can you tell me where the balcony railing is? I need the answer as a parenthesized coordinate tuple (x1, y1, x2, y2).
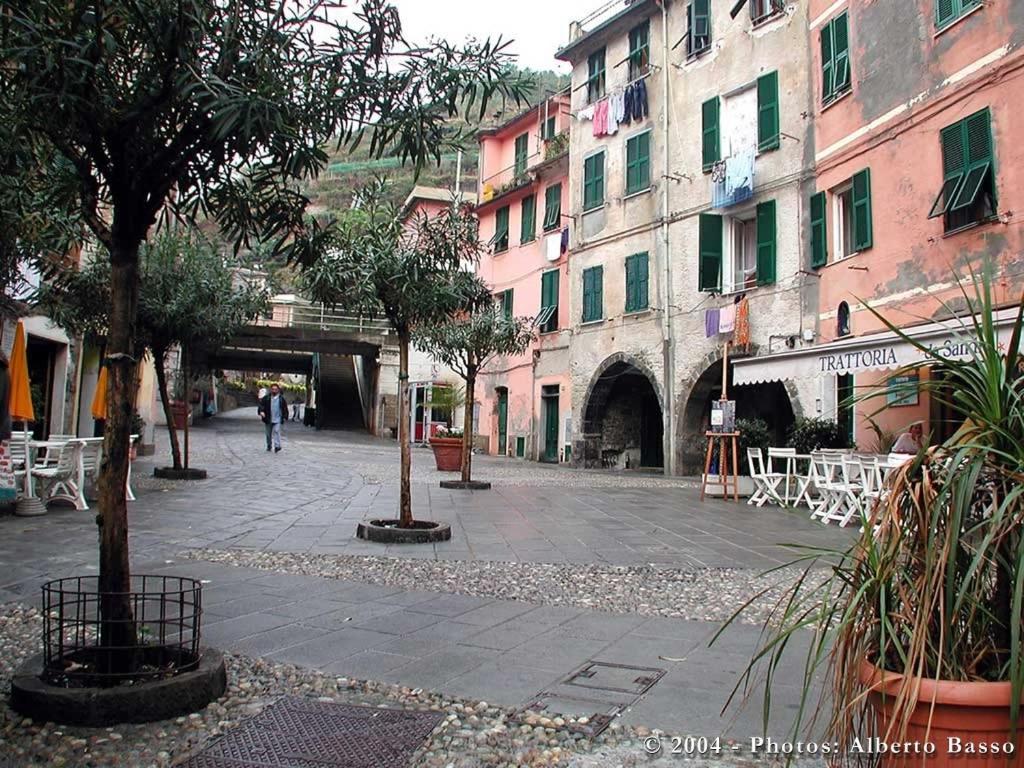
(262, 300, 391, 335)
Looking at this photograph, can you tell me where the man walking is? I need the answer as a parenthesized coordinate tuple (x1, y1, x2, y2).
(258, 383, 289, 453)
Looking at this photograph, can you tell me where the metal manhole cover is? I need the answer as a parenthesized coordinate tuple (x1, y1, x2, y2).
(562, 661, 666, 696)
(184, 696, 444, 768)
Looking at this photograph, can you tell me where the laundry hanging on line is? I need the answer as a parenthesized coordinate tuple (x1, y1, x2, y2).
(705, 307, 720, 338)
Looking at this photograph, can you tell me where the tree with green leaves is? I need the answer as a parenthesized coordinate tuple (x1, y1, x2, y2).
(302, 186, 491, 526)
(38, 230, 269, 470)
(417, 305, 534, 486)
(2, 0, 529, 662)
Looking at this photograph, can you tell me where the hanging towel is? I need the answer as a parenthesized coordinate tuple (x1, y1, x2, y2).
(577, 104, 596, 122)
(705, 308, 720, 337)
(560, 227, 569, 254)
(607, 92, 623, 135)
(725, 147, 755, 203)
(545, 232, 561, 262)
(719, 303, 736, 334)
(734, 297, 751, 347)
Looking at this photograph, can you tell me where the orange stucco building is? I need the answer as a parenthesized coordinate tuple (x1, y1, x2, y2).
(734, 0, 1024, 451)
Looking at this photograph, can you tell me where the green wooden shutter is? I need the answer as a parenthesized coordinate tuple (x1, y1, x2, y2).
(502, 289, 514, 319)
(495, 206, 509, 252)
(851, 169, 873, 251)
(756, 200, 777, 285)
(626, 132, 651, 194)
(582, 268, 603, 322)
(757, 71, 780, 152)
(935, 0, 957, 27)
(929, 122, 968, 218)
(625, 253, 649, 312)
(520, 195, 536, 243)
(584, 153, 605, 211)
(693, 0, 711, 52)
(832, 13, 850, 94)
(949, 108, 995, 211)
(514, 133, 528, 178)
(541, 269, 559, 332)
(810, 191, 828, 268)
(820, 20, 835, 103)
(543, 184, 562, 230)
(699, 213, 723, 292)
(702, 97, 720, 171)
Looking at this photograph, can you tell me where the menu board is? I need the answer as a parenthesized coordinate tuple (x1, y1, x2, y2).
(710, 400, 736, 434)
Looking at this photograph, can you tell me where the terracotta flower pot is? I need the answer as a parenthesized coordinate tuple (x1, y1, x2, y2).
(859, 661, 1022, 767)
(428, 437, 462, 472)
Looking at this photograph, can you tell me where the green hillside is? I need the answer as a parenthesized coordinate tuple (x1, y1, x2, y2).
(304, 68, 568, 214)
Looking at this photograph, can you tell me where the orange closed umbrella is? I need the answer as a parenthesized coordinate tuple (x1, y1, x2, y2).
(8, 321, 34, 423)
(91, 365, 108, 420)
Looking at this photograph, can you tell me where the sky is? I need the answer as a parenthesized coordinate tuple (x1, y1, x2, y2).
(390, 0, 602, 72)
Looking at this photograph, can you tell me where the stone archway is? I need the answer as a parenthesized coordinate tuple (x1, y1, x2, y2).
(676, 348, 800, 474)
(576, 353, 665, 470)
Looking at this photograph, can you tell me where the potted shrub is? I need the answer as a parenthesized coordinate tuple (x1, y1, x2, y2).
(429, 426, 464, 472)
(717, 273, 1024, 766)
(785, 416, 852, 454)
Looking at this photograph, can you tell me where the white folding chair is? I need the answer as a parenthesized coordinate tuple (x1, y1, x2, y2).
(31, 440, 86, 510)
(77, 437, 104, 502)
(825, 455, 865, 527)
(127, 434, 138, 502)
(767, 447, 797, 505)
(747, 448, 771, 507)
(812, 454, 844, 523)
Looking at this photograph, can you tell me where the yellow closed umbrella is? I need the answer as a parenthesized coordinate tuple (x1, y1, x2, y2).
(91, 365, 108, 420)
(8, 321, 34, 424)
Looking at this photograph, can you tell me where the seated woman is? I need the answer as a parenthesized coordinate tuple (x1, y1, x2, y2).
(891, 423, 924, 454)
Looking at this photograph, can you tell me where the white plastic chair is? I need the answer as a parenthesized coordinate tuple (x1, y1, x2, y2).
(31, 440, 86, 510)
(77, 437, 103, 501)
(747, 448, 771, 507)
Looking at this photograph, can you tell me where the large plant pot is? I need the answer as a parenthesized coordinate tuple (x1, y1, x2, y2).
(860, 662, 1022, 767)
(429, 437, 462, 472)
(170, 402, 189, 429)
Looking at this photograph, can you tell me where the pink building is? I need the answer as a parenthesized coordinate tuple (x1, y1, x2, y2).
(733, 0, 1024, 450)
(474, 95, 573, 461)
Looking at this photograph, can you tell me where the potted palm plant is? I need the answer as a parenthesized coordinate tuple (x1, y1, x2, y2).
(718, 268, 1023, 766)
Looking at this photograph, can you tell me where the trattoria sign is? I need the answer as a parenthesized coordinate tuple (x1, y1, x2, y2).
(817, 337, 984, 374)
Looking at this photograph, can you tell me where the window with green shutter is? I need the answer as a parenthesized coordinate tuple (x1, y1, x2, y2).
(625, 252, 649, 313)
(628, 21, 650, 81)
(543, 115, 556, 140)
(851, 169, 873, 251)
(520, 195, 536, 243)
(927, 108, 996, 232)
(755, 200, 777, 286)
(757, 71, 780, 152)
(699, 213, 723, 292)
(494, 206, 509, 253)
(625, 131, 651, 195)
(500, 289, 514, 320)
(582, 266, 604, 323)
(821, 12, 851, 106)
(702, 97, 720, 172)
(583, 152, 605, 212)
(686, 0, 711, 57)
(810, 191, 828, 268)
(539, 270, 559, 333)
(936, 0, 982, 30)
(587, 49, 606, 104)
(543, 184, 562, 231)
(514, 134, 529, 178)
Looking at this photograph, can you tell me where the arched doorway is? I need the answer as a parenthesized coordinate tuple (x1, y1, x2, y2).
(578, 355, 664, 470)
(680, 357, 796, 473)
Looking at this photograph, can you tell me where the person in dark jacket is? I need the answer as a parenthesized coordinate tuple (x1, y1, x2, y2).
(257, 383, 289, 453)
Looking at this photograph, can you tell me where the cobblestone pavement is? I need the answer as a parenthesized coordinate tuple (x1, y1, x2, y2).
(0, 410, 843, 766)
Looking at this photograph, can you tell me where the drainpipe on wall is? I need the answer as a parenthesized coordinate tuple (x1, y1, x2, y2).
(659, 0, 676, 475)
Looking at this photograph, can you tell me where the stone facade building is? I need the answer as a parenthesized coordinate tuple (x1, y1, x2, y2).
(557, 0, 817, 474)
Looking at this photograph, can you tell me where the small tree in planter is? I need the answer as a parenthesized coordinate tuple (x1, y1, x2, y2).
(302, 188, 491, 530)
(3, 0, 527, 678)
(417, 306, 534, 489)
(717, 271, 1024, 765)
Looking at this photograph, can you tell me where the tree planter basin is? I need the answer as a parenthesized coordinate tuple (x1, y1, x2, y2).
(859, 661, 1022, 767)
(439, 480, 492, 490)
(428, 437, 462, 472)
(356, 519, 451, 544)
(701, 475, 754, 498)
(154, 467, 208, 480)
